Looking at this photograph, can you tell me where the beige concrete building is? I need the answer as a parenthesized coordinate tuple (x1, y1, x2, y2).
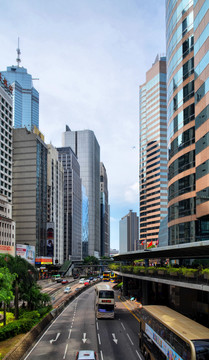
(13, 128, 48, 256)
(139, 56, 168, 248)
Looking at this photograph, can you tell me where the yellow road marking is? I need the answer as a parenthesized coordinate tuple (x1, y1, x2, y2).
(118, 296, 141, 323)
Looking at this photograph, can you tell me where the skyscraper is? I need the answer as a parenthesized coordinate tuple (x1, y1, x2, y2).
(194, 0, 209, 241)
(47, 144, 64, 265)
(1, 43, 39, 130)
(166, 0, 209, 245)
(62, 126, 100, 257)
(13, 128, 48, 256)
(100, 162, 110, 257)
(57, 146, 82, 262)
(0, 73, 13, 202)
(119, 210, 139, 253)
(139, 56, 168, 248)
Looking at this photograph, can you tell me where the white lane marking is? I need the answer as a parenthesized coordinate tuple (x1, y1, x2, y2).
(112, 333, 118, 344)
(82, 333, 87, 343)
(127, 333, 134, 345)
(100, 350, 104, 360)
(136, 350, 143, 360)
(50, 332, 60, 344)
(96, 321, 99, 331)
(63, 343, 68, 359)
(121, 322, 125, 330)
(98, 333, 101, 345)
(68, 329, 72, 339)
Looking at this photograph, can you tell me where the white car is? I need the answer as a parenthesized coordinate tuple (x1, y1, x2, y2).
(64, 286, 71, 293)
(75, 350, 97, 360)
(79, 278, 85, 284)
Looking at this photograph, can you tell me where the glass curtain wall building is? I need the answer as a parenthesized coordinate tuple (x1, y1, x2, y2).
(82, 185, 89, 258)
(166, 0, 209, 244)
(1, 64, 39, 131)
(62, 127, 100, 257)
(194, 0, 209, 240)
(139, 56, 168, 248)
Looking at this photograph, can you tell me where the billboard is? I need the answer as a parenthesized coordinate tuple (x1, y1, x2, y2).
(16, 244, 35, 265)
(0, 244, 15, 257)
(47, 222, 54, 257)
(35, 256, 53, 265)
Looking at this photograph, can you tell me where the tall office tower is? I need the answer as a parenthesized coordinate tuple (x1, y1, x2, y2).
(194, 1, 209, 241)
(0, 74, 13, 202)
(1, 44, 39, 130)
(57, 147, 82, 262)
(13, 128, 48, 256)
(119, 210, 139, 253)
(62, 127, 100, 257)
(100, 162, 110, 257)
(82, 185, 89, 259)
(47, 145, 64, 265)
(139, 56, 168, 248)
(166, 0, 198, 245)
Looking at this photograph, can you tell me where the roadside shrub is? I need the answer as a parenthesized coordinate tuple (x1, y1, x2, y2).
(19, 310, 40, 324)
(0, 311, 15, 327)
(133, 266, 146, 275)
(38, 305, 52, 318)
(0, 318, 32, 341)
(121, 265, 133, 273)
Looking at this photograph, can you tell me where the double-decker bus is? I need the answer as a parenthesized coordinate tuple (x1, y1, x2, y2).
(138, 305, 209, 360)
(110, 272, 117, 283)
(103, 270, 111, 282)
(95, 283, 115, 319)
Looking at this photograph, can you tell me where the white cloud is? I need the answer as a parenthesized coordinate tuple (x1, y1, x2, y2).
(124, 182, 139, 204)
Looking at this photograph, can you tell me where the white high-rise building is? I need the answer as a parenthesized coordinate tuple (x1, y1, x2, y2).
(47, 144, 64, 265)
(0, 75, 13, 202)
(62, 126, 100, 257)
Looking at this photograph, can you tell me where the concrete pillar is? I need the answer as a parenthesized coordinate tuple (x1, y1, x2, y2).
(142, 280, 149, 305)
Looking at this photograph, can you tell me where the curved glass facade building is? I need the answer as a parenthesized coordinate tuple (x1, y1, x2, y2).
(166, 0, 209, 244)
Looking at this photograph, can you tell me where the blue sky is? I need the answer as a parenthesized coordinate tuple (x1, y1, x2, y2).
(0, 0, 166, 250)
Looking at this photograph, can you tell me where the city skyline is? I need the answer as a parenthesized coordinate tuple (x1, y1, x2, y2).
(0, 0, 166, 249)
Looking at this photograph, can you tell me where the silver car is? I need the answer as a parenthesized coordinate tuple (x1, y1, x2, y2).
(64, 286, 71, 293)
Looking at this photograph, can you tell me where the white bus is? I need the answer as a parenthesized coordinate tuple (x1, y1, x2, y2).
(95, 283, 115, 319)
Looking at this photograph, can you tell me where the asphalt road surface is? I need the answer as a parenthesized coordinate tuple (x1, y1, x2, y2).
(23, 285, 144, 360)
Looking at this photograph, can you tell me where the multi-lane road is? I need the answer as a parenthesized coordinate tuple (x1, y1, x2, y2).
(24, 283, 144, 360)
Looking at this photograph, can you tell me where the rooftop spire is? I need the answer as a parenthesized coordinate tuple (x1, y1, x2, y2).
(16, 37, 21, 67)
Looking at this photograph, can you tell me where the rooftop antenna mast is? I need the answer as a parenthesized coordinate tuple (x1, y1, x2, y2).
(16, 37, 21, 67)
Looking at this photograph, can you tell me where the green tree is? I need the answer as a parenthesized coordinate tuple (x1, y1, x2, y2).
(22, 282, 50, 310)
(7, 256, 38, 318)
(0, 267, 16, 325)
(83, 256, 99, 265)
(0, 254, 38, 319)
